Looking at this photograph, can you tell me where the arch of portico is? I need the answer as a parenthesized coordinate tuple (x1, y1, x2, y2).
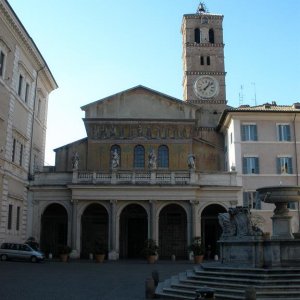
(80, 203, 109, 258)
(158, 203, 189, 259)
(40, 203, 69, 257)
(200, 203, 227, 259)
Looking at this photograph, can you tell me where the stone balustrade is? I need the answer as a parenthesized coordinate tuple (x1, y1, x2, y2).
(32, 169, 240, 187)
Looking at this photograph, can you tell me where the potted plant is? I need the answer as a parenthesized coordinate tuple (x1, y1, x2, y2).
(189, 237, 204, 264)
(142, 239, 159, 264)
(58, 245, 72, 262)
(94, 239, 106, 263)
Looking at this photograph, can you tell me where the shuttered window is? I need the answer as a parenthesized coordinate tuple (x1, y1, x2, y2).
(277, 157, 292, 174)
(243, 157, 259, 174)
(241, 124, 257, 141)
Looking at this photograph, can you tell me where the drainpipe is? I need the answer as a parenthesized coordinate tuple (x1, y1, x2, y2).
(28, 66, 45, 181)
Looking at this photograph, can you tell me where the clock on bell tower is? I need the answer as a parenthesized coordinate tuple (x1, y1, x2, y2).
(181, 3, 226, 126)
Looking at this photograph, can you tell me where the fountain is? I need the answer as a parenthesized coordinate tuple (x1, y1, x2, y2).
(156, 186, 300, 299)
(218, 185, 300, 268)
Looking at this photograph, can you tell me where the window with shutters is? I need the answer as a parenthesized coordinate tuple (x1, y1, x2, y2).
(277, 157, 292, 174)
(241, 124, 257, 141)
(277, 124, 291, 141)
(243, 157, 259, 174)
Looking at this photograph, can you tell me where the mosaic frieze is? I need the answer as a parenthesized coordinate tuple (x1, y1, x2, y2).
(87, 124, 194, 140)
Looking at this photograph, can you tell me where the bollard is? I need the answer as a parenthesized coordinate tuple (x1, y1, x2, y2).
(245, 286, 256, 300)
(171, 254, 176, 261)
(152, 270, 159, 287)
(48, 253, 53, 260)
(145, 277, 155, 299)
(89, 253, 93, 260)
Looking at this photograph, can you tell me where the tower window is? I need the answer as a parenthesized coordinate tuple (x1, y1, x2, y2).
(209, 29, 215, 43)
(194, 28, 201, 44)
(207, 56, 210, 65)
(200, 56, 204, 65)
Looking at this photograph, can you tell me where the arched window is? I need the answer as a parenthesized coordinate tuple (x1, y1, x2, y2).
(194, 28, 201, 44)
(111, 145, 121, 168)
(158, 145, 169, 168)
(207, 56, 210, 65)
(209, 29, 215, 43)
(134, 145, 145, 168)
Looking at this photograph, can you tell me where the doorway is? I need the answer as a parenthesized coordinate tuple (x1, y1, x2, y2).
(201, 204, 226, 259)
(119, 204, 148, 258)
(81, 204, 108, 258)
(40, 203, 68, 257)
(159, 204, 187, 259)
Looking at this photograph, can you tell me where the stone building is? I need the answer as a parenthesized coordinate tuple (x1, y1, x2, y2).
(218, 103, 300, 233)
(0, 0, 57, 244)
(20, 3, 300, 260)
(29, 5, 243, 259)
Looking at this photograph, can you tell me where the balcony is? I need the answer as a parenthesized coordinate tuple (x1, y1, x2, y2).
(31, 169, 241, 187)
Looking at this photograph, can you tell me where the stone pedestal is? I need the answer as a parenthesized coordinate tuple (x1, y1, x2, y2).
(271, 215, 293, 239)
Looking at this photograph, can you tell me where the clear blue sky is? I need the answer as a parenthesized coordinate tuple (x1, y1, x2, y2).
(8, 0, 300, 165)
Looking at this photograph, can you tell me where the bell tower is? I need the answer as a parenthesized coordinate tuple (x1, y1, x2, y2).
(181, 3, 226, 126)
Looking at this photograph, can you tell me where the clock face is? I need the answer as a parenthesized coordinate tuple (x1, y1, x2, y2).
(194, 75, 219, 99)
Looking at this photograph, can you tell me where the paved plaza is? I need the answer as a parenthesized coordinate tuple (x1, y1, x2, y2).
(0, 259, 193, 300)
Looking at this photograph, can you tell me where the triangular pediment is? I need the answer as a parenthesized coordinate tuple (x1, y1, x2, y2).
(81, 85, 197, 120)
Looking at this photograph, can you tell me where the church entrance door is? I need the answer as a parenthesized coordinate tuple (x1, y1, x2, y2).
(119, 204, 147, 259)
(81, 204, 108, 259)
(159, 204, 187, 259)
(40, 203, 68, 257)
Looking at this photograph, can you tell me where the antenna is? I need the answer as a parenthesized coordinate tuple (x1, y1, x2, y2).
(239, 85, 244, 106)
(251, 82, 257, 106)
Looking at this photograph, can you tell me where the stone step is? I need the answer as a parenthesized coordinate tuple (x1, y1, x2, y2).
(155, 264, 300, 300)
(199, 264, 300, 275)
(187, 272, 300, 286)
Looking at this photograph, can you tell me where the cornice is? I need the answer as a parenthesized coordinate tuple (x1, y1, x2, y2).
(188, 99, 227, 105)
(185, 42, 224, 48)
(185, 71, 226, 76)
(183, 14, 223, 20)
(0, 1, 58, 91)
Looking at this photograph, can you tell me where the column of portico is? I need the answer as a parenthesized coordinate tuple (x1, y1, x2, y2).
(109, 200, 119, 260)
(190, 200, 200, 240)
(149, 200, 158, 241)
(71, 199, 80, 258)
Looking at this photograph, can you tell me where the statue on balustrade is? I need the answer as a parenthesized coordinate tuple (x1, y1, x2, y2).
(148, 149, 157, 170)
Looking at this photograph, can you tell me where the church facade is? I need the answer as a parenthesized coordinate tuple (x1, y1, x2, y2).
(27, 3, 300, 260)
(29, 5, 243, 260)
